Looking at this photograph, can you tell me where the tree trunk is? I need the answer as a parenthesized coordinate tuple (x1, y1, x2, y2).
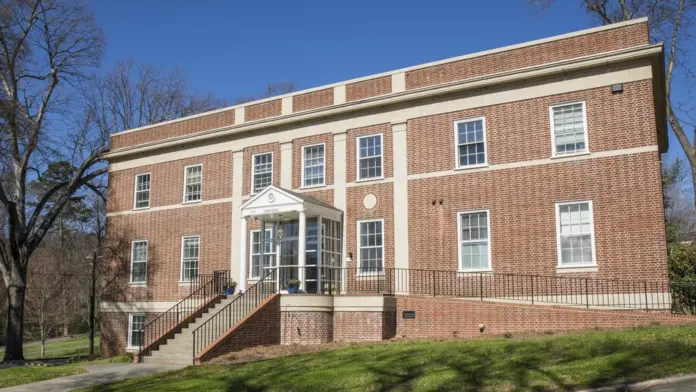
(3, 279, 26, 361)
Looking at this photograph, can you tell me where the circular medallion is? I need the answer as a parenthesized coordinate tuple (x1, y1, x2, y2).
(363, 193, 377, 210)
(267, 192, 276, 203)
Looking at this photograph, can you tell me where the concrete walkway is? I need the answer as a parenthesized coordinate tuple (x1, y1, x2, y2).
(1, 363, 186, 392)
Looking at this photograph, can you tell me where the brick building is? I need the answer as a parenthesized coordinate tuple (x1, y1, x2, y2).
(101, 18, 683, 362)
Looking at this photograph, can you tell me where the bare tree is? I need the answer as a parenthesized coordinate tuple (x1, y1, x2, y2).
(234, 82, 296, 104)
(0, 0, 106, 361)
(532, 0, 696, 206)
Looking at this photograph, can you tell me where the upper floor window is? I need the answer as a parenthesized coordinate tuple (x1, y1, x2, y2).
(252, 152, 273, 194)
(302, 144, 325, 188)
(183, 165, 202, 203)
(358, 219, 383, 274)
(556, 201, 596, 267)
(130, 240, 148, 283)
(181, 236, 200, 282)
(134, 173, 150, 209)
(550, 102, 588, 156)
(357, 134, 382, 181)
(458, 211, 491, 271)
(455, 118, 487, 168)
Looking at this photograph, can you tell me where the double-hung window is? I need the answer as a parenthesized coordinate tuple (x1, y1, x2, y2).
(250, 229, 276, 278)
(252, 153, 273, 194)
(130, 240, 148, 283)
(128, 313, 145, 348)
(358, 219, 383, 274)
(134, 173, 150, 209)
(550, 102, 588, 156)
(302, 144, 325, 188)
(458, 211, 491, 271)
(556, 201, 596, 267)
(183, 165, 202, 203)
(181, 236, 200, 282)
(455, 117, 487, 168)
(357, 134, 382, 181)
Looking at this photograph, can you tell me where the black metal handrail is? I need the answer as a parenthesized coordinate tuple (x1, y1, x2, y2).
(139, 270, 229, 361)
(191, 269, 277, 363)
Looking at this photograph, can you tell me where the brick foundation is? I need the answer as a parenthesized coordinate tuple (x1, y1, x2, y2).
(281, 311, 333, 345)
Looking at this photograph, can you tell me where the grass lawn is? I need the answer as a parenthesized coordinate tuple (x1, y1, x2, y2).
(0, 355, 131, 389)
(81, 325, 696, 392)
(0, 335, 100, 360)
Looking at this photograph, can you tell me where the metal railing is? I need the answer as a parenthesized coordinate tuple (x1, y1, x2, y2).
(264, 265, 696, 313)
(191, 269, 277, 363)
(139, 270, 229, 361)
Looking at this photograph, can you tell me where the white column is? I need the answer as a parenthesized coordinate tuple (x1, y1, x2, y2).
(298, 210, 306, 291)
(230, 150, 244, 284)
(280, 142, 293, 189)
(392, 122, 409, 294)
(239, 217, 248, 292)
(317, 216, 323, 292)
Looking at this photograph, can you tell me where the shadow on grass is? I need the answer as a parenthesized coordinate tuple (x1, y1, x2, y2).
(86, 326, 696, 392)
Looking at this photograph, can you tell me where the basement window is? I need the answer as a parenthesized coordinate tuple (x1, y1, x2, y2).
(128, 313, 145, 348)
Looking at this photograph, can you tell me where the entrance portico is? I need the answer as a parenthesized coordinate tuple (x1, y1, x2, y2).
(238, 186, 343, 293)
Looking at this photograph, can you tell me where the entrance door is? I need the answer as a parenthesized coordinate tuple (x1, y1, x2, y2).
(278, 221, 299, 289)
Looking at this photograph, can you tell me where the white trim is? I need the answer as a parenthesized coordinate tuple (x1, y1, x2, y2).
(109, 18, 648, 138)
(108, 197, 232, 217)
(457, 210, 493, 272)
(555, 200, 598, 268)
(180, 235, 201, 282)
(129, 240, 148, 284)
(356, 133, 384, 181)
(300, 142, 326, 189)
(100, 301, 177, 312)
(454, 116, 488, 169)
(133, 173, 151, 210)
(182, 164, 203, 203)
(251, 151, 274, 195)
(106, 49, 659, 169)
(127, 313, 145, 349)
(550, 101, 589, 157)
(356, 218, 385, 276)
(249, 228, 275, 279)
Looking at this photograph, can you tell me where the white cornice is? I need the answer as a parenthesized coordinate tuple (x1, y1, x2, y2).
(104, 44, 662, 161)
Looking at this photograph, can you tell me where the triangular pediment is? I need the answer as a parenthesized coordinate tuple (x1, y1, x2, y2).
(241, 186, 303, 214)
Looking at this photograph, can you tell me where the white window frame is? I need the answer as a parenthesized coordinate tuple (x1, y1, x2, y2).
(251, 152, 274, 194)
(454, 117, 488, 169)
(127, 313, 146, 349)
(133, 173, 151, 210)
(129, 240, 148, 284)
(456, 210, 492, 272)
(555, 200, 597, 268)
(182, 164, 203, 203)
(301, 143, 326, 189)
(180, 235, 201, 282)
(549, 101, 589, 158)
(356, 133, 384, 182)
(356, 218, 385, 276)
(249, 228, 276, 279)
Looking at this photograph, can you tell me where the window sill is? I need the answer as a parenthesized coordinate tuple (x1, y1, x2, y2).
(551, 151, 591, 160)
(128, 282, 147, 286)
(178, 280, 195, 285)
(556, 265, 598, 273)
(356, 273, 385, 279)
(132, 206, 150, 211)
(181, 200, 202, 205)
(355, 176, 385, 184)
(454, 163, 489, 171)
(457, 269, 493, 274)
(300, 184, 326, 190)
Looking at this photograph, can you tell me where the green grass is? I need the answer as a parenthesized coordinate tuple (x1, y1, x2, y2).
(0, 335, 100, 360)
(82, 325, 696, 392)
(0, 355, 131, 389)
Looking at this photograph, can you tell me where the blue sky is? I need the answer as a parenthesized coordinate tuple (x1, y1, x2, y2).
(90, 0, 685, 164)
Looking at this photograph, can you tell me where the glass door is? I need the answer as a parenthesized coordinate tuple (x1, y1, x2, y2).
(278, 221, 299, 289)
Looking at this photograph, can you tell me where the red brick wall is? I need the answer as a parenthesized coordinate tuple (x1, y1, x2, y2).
(333, 311, 395, 342)
(281, 311, 333, 345)
(408, 152, 666, 281)
(407, 80, 656, 175)
(405, 22, 649, 90)
(245, 99, 282, 122)
(100, 312, 161, 357)
(243, 142, 281, 196)
(108, 151, 232, 213)
(197, 295, 281, 362)
(293, 88, 334, 112)
(346, 76, 392, 102)
(105, 203, 232, 302)
(292, 133, 334, 189)
(395, 296, 696, 339)
(110, 110, 235, 150)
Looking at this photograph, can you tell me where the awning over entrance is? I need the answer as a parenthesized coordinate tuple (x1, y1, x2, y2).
(237, 186, 344, 293)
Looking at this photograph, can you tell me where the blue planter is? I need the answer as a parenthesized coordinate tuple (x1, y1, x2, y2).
(287, 285, 299, 294)
(224, 287, 236, 296)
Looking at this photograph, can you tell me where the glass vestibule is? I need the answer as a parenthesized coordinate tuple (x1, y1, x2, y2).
(258, 217, 342, 294)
